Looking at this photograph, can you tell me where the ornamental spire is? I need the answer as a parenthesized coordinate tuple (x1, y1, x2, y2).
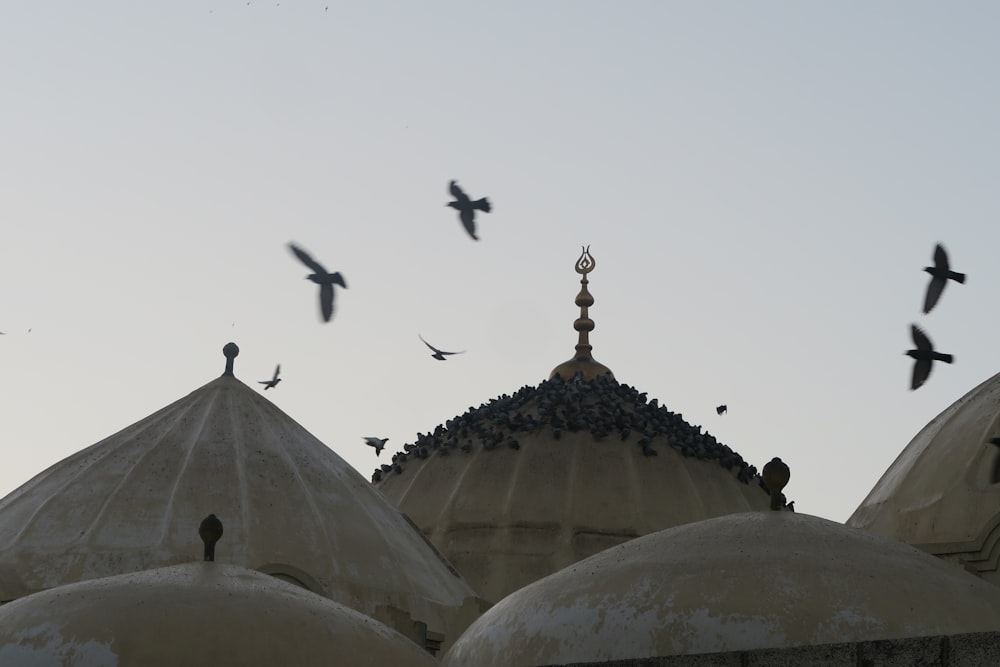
(549, 246, 614, 382)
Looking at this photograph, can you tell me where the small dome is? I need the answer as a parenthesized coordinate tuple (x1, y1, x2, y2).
(377, 374, 772, 604)
(0, 563, 438, 666)
(0, 372, 482, 646)
(849, 370, 1000, 577)
(442, 512, 1000, 666)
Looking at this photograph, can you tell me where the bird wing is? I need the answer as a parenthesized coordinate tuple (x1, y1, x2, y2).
(460, 208, 478, 240)
(419, 334, 441, 354)
(289, 243, 328, 274)
(449, 180, 469, 203)
(911, 357, 932, 390)
(911, 324, 932, 351)
(319, 283, 334, 322)
(272, 364, 281, 381)
(923, 276, 945, 314)
(933, 243, 949, 271)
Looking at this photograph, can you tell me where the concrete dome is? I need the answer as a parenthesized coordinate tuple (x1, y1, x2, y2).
(442, 512, 1000, 666)
(0, 563, 438, 666)
(849, 369, 1000, 580)
(377, 373, 773, 604)
(0, 368, 483, 648)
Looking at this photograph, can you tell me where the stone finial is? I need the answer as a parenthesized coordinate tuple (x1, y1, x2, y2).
(549, 246, 614, 382)
(199, 514, 224, 562)
(222, 342, 239, 377)
(762, 457, 791, 511)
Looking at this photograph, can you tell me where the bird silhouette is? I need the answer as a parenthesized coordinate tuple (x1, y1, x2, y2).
(447, 180, 491, 240)
(716, 404, 727, 415)
(259, 365, 281, 390)
(419, 334, 465, 360)
(199, 514, 224, 562)
(288, 243, 347, 322)
(364, 437, 388, 456)
(905, 324, 953, 390)
(923, 243, 966, 314)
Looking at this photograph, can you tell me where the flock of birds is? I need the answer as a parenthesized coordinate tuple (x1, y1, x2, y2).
(254, 180, 491, 444)
(364, 372, 778, 505)
(905, 243, 966, 390)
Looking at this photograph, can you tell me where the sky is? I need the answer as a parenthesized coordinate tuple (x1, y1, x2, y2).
(2, 2, 999, 524)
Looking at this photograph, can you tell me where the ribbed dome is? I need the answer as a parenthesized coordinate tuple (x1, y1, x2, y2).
(849, 369, 1000, 578)
(0, 372, 482, 647)
(376, 373, 773, 604)
(0, 563, 438, 666)
(442, 512, 1000, 666)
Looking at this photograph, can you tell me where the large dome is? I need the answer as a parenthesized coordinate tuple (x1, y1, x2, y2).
(849, 369, 1000, 580)
(376, 372, 773, 604)
(0, 347, 483, 649)
(0, 563, 438, 666)
(442, 511, 1000, 666)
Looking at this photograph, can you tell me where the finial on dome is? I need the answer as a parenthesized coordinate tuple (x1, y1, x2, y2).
(222, 342, 239, 377)
(199, 514, 224, 562)
(549, 246, 614, 382)
(762, 457, 791, 511)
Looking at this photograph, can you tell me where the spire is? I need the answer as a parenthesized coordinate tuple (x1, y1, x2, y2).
(549, 246, 614, 382)
(222, 342, 239, 377)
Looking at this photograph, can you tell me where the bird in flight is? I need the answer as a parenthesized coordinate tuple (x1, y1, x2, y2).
(447, 180, 491, 240)
(288, 243, 347, 322)
(905, 324, 953, 390)
(259, 365, 281, 390)
(419, 334, 465, 360)
(716, 404, 727, 415)
(922, 243, 965, 314)
(364, 437, 388, 456)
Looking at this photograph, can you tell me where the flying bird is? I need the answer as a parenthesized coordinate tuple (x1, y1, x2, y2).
(288, 243, 347, 322)
(922, 243, 965, 314)
(364, 437, 388, 456)
(259, 365, 281, 390)
(419, 334, 465, 360)
(716, 404, 727, 415)
(447, 180, 491, 240)
(905, 324, 953, 390)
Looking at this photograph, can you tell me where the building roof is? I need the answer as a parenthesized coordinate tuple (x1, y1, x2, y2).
(0, 344, 482, 644)
(0, 562, 439, 666)
(848, 369, 1000, 567)
(376, 250, 775, 603)
(442, 511, 1000, 666)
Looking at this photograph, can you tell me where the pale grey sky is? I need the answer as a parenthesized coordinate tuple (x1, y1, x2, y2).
(2, 2, 999, 522)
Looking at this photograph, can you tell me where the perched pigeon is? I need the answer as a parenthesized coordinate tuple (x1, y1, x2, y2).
(447, 180, 491, 240)
(716, 404, 727, 415)
(259, 365, 281, 390)
(923, 243, 965, 314)
(419, 334, 465, 360)
(905, 324, 953, 390)
(364, 437, 388, 456)
(288, 243, 347, 322)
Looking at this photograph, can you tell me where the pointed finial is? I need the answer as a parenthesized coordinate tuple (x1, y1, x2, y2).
(549, 246, 614, 382)
(199, 514, 224, 561)
(762, 457, 791, 511)
(222, 342, 239, 377)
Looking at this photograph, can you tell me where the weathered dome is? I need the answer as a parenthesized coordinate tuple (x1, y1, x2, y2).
(849, 369, 1000, 581)
(376, 373, 773, 604)
(0, 362, 483, 649)
(0, 563, 438, 666)
(442, 512, 1000, 666)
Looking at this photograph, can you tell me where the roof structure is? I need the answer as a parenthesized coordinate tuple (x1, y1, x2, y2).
(376, 249, 777, 603)
(443, 511, 1000, 666)
(0, 343, 483, 649)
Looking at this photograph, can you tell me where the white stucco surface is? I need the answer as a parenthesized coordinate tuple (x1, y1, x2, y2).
(0, 562, 439, 666)
(0, 374, 481, 643)
(443, 512, 1000, 666)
